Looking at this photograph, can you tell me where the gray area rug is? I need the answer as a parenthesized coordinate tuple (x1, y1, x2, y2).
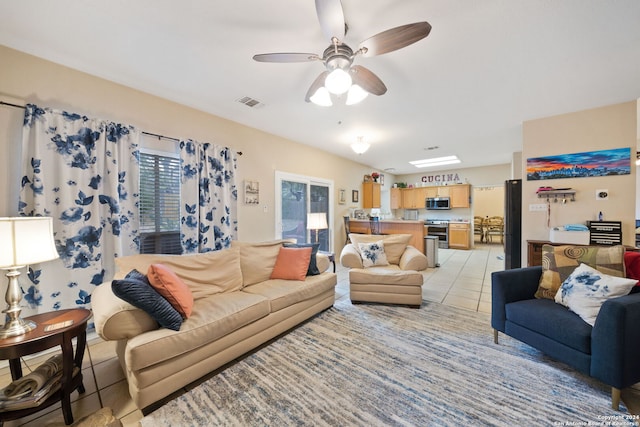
(141, 299, 634, 426)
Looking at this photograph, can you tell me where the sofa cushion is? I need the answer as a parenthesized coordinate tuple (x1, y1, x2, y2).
(349, 266, 423, 286)
(148, 264, 194, 318)
(243, 273, 337, 312)
(111, 269, 183, 331)
(349, 234, 411, 265)
(535, 244, 625, 300)
(357, 241, 389, 267)
(124, 291, 271, 371)
(505, 298, 593, 354)
(114, 248, 244, 299)
(284, 242, 320, 275)
(555, 263, 637, 326)
(232, 240, 289, 286)
(270, 246, 313, 281)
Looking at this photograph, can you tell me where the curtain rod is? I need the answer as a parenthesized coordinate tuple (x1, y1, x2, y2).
(0, 101, 243, 156)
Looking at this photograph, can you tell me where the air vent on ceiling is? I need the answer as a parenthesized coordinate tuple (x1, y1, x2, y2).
(236, 96, 265, 109)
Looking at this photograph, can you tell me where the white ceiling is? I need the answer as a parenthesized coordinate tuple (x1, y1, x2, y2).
(1, 0, 640, 174)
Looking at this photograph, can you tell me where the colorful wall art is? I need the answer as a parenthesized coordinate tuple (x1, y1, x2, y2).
(526, 147, 631, 181)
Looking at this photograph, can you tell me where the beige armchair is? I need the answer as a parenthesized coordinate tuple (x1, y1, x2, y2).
(340, 233, 428, 308)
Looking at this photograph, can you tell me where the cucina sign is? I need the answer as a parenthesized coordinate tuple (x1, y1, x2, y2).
(421, 173, 461, 184)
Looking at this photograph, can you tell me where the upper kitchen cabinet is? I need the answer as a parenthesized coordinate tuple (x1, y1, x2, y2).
(402, 187, 427, 209)
(362, 182, 381, 208)
(390, 187, 402, 209)
(425, 186, 449, 198)
(449, 184, 470, 208)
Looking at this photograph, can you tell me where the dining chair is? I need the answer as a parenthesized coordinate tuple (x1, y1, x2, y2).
(343, 216, 351, 244)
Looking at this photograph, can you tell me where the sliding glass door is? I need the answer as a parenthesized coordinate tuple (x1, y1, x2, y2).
(276, 172, 333, 252)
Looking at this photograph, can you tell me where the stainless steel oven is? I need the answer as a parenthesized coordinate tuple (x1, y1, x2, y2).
(425, 219, 449, 248)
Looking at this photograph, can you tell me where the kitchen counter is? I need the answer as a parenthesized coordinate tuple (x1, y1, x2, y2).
(348, 219, 425, 253)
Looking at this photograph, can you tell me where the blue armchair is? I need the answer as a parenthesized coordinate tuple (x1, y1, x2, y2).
(491, 266, 640, 410)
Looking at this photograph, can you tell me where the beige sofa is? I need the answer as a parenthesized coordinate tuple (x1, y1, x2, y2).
(341, 233, 428, 307)
(91, 240, 336, 411)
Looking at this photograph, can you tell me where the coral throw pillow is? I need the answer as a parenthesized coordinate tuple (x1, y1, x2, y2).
(283, 242, 320, 275)
(147, 264, 194, 318)
(270, 247, 313, 281)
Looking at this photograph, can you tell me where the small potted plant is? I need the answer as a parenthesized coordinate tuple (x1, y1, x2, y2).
(371, 172, 380, 182)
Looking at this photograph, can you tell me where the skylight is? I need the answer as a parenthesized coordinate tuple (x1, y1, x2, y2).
(410, 155, 461, 168)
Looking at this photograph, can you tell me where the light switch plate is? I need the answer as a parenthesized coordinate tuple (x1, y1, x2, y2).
(529, 203, 547, 211)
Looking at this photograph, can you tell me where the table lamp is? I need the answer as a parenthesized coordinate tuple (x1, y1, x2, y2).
(0, 217, 59, 338)
(307, 213, 328, 245)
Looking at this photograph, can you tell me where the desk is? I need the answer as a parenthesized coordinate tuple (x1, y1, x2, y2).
(0, 309, 92, 425)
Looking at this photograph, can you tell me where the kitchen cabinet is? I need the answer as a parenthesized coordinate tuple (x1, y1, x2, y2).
(362, 182, 381, 208)
(390, 188, 402, 209)
(449, 222, 470, 249)
(449, 184, 470, 208)
(348, 219, 425, 253)
(401, 187, 427, 209)
(424, 186, 450, 198)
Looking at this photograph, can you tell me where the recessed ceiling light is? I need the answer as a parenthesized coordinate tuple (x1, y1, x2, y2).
(410, 155, 461, 168)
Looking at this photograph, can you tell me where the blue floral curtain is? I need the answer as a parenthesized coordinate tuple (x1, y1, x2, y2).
(179, 139, 238, 253)
(19, 104, 140, 315)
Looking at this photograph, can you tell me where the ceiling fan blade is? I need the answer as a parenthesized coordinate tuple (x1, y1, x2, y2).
(305, 71, 330, 102)
(350, 65, 387, 96)
(358, 22, 432, 57)
(253, 53, 320, 63)
(315, 0, 345, 41)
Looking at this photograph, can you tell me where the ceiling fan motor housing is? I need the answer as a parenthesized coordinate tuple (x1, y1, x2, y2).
(323, 44, 354, 70)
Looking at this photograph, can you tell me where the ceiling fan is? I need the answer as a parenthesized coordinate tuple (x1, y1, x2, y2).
(253, 0, 431, 106)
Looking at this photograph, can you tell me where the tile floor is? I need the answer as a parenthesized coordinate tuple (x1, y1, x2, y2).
(1, 242, 637, 425)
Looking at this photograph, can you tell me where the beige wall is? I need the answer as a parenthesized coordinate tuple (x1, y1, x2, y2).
(3, 44, 636, 262)
(522, 101, 638, 263)
(0, 45, 378, 255)
(396, 163, 511, 188)
(473, 186, 505, 219)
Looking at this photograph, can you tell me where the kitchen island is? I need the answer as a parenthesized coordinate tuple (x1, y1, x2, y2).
(348, 219, 426, 253)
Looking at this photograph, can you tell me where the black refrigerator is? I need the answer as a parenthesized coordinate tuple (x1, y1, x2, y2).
(504, 179, 522, 269)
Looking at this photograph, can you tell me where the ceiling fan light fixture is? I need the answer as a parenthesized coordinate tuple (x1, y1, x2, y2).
(309, 87, 333, 106)
(351, 136, 370, 154)
(325, 68, 352, 95)
(345, 84, 369, 105)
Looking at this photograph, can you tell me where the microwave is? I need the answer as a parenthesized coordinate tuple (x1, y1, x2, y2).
(426, 197, 451, 210)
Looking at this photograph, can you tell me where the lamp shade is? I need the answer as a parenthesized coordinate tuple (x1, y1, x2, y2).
(307, 213, 328, 230)
(325, 68, 352, 95)
(0, 217, 59, 268)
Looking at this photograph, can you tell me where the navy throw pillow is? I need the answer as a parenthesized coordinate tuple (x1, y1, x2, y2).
(284, 243, 320, 275)
(111, 269, 183, 331)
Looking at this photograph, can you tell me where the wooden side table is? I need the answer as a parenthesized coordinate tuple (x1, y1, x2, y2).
(0, 308, 92, 425)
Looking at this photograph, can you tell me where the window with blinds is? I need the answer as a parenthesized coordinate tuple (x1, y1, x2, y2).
(139, 152, 182, 254)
